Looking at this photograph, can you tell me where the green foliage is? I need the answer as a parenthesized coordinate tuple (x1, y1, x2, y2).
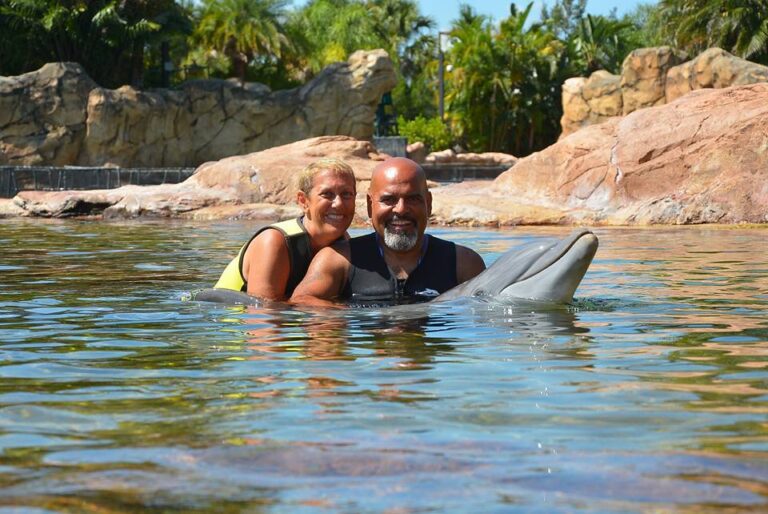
(571, 14, 637, 73)
(540, 0, 587, 39)
(397, 115, 452, 151)
(0, 0, 190, 87)
(442, 3, 568, 155)
(655, 0, 768, 64)
(9, 0, 767, 158)
(190, 0, 292, 84)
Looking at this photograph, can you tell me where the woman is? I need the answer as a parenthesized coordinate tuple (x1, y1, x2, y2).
(213, 158, 357, 300)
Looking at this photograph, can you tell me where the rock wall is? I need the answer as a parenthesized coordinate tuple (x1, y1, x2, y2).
(5, 83, 767, 225)
(561, 47, 768, 137)
(432, 82, 768, 226)
(0, 50, 396, 168)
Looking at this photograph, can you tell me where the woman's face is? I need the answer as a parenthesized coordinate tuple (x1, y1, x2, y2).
(298, 169, 356, 245)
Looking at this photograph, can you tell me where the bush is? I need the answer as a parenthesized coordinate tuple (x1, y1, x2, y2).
(397, 116, 453, 152)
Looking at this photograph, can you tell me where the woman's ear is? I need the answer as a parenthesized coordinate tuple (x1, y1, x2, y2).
(297, 191, 309, 213)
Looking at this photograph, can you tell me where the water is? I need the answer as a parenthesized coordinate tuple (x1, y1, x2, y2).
(0, 219, 766, 513)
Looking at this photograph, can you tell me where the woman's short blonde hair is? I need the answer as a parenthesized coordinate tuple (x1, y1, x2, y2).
(296, 158, 357, 195)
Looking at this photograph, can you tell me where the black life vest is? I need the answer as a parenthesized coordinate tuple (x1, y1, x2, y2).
(342, 233, 458, 306)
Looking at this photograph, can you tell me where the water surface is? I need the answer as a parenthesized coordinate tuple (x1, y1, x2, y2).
(0, 220, 766, 513)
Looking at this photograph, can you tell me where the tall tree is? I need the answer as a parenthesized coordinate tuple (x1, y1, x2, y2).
(0, 0, 188, 87)
(445, 3, 565, 155)
(540, 0, 587, 39)
(572, 14, 636, 73)
(192, 0, 291, 84)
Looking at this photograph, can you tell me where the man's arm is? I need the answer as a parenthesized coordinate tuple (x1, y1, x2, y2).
(289, 243, 351, 307)
(456, 244, 486, 284)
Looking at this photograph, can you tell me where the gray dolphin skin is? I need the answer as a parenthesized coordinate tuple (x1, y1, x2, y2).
(190, 229, 598, 306)
(435, 228, 598, 304)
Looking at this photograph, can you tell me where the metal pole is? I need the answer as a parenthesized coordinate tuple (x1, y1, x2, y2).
(438, 46, 444, 122)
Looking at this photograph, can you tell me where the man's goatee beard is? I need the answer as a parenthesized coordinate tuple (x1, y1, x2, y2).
(383, 227, 418, 251)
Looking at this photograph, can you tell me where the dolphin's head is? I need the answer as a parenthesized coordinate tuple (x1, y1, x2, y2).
(437, 229, 599, 304)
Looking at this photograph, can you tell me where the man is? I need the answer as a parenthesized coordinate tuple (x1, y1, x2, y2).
(290, 157, 486, 306)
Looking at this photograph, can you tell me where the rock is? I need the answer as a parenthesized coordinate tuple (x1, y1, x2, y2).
(561, 71, 622, 137)
(431, 83, 768, 225)
(424, 149, 517, 167)
(666, 47, 768, 102)
(620, 46, 687, 115)
(425, 149, 456, 163)
(11, 136, 388, 219)
(0, 198, 25, 218)
(563, 47, 768, 136)
(584, 70, 623, 117)
(0, 63, 96, 166)
(9, 84, 768, 225)
(1, 50, 396, 167)
(406, 141, 427, 163)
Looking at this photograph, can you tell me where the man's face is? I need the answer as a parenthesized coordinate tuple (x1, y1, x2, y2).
(367, 165, 432, 252)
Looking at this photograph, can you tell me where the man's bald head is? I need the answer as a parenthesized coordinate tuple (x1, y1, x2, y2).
(370, 157, 427, 191)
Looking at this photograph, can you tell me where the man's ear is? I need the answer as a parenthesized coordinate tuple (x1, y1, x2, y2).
(366, 193, 373, 218)
(426, 190, 433, 217)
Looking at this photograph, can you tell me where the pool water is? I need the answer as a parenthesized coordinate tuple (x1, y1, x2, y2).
(0, 219, 766, 513)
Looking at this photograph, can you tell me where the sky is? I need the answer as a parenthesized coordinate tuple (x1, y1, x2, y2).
(418, 1, 649, 30)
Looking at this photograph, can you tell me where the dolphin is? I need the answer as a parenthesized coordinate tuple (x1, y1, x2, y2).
(435, 228, 598, 304)
(188, 229, 598, 306)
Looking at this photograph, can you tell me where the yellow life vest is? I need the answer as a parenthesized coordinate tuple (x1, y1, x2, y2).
(213, 217, 310, 295)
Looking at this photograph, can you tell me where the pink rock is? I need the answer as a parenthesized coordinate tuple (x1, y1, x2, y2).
(431, 83, 768, 225)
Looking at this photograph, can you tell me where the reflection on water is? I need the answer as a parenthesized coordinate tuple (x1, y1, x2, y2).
(0, 220, 766, 512)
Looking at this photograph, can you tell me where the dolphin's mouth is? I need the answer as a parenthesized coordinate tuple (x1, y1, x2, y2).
(515, 229, 597, 282)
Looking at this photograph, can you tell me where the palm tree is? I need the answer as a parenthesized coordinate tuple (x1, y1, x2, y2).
(572, 14, 635, 73)
(193, 0, 291, 84)
(657, 0, 768, 64)
(445, 3, 563, 155)
(0, 0, 189, 87)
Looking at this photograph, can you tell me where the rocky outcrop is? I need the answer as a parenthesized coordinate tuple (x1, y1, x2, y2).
(561, 70, 623, 137)
(0, 63, 96, 165)
(666, 47, 768, 102)
(561, 47, 768, 136)
(5, 83, 767, 225)
(0, 50, 396, 167)
(620, 46, 687, 114)
(8, 136, 386, 219)
(431, 83, 768, 225)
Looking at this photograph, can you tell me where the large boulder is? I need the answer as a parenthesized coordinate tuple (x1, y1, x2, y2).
(666, 47, 768, 102)
(1, 50, 396, 167)
(561, 47, 768, 136)
(431, 83, 768, 225)
(561, 70, 622, 136)
(620, 46, 687, 115)
(0, 63, 96, 165)
(10, 136, 387, 219)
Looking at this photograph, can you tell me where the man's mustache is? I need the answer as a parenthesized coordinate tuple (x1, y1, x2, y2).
(385, 215, 417, 226)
